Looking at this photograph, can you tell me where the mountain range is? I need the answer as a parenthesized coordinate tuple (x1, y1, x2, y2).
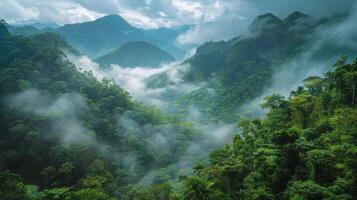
(1, 8, 357, 199)
(8, 14, 189, 59)
(147, 11, 357, 122)
(96, 41, 175, 68)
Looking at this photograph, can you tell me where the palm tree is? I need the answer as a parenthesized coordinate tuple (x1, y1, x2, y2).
(183, 177, 215, 200)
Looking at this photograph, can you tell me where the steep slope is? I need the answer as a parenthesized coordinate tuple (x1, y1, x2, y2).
(171, 12, 357, 122)
(56, 14, 186, 59)
(96, 41, 175, 68)
(183, 40, 233, 81)
(0, 20, 10, 38)
(0, 21, 198, 199)
(29, 32, 80, 55)
(0, 21, 12, 66)
(141, 56, 357, 200)
(56, 14, 137, 57)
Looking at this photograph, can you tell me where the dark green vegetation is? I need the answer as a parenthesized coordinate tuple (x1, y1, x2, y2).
(179, 56, 357, 199)
(147, 12, 357, 122)
(137, 56, 357, 200)
(96, 41, 175, 68)
(0, 20, 198, 199)
(2, 9, 357, 200)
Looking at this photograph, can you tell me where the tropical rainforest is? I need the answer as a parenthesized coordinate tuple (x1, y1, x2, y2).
(1, 1, 357, 200)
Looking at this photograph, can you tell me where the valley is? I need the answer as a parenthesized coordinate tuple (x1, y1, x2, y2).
(1, 1, 357, 200)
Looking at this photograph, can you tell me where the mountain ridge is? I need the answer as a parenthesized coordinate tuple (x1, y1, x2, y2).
(96, 41, 175, 68)
(55, 14, 187, 59)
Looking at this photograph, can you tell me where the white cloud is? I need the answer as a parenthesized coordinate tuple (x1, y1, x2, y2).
(1, 0, 356, 29)
(0, 0, 40, 23)
(69, 55, 200, 109)
(1, 0, 251, 28)
(177, 19, 249, 45)
(0, 0, 103, 25)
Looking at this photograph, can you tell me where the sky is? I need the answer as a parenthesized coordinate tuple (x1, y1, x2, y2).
(1, 0, 356, 29)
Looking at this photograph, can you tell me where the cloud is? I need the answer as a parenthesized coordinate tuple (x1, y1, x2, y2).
(69, 55, 201, 110)
(6, 90, 96, 149)
(177, 19, 249, 45)
(0, 0, 103, 25)
(246, 0, 356, 18)
(3, 0, 356, 29)
(0, 0, 40, 23)
(1, 0, 250, 28)
(237, 5, 357, 119)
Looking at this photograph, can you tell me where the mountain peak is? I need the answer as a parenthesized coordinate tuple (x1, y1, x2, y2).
(96, 41, 175, 68)
(255, 13, 282, 24)
(284, 11, 311, 23)
(121, 41, 156, 48)
(248, 13, 283, 34)
(94, 14, 133, 29)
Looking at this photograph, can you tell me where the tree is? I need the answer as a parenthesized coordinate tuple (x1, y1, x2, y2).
(344, 67, 357, 105)
(183, 177, 215, 200)
(0, 171, 31, 200)
(69, 188, 109, 200)
(261, 94, 287, 109)
(303, 76, 323, 95)
(284, 181, 331, 200)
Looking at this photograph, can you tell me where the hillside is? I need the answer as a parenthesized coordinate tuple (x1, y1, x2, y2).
(96, 41, 175, 68)
(56, 14, 186, 59)
(2, 5, 357, 200)
(168, 56, 357, 200)
(162, 12, 357, 122)
(0, 21, 198, 199)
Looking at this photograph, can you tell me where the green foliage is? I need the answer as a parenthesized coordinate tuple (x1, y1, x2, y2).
(174, 12, 357, 123)
(129, 183, 179, 200)
(69, 188, 110, 200)
(0, 171, 31, 200)
(284, 181, 331, 200)
(176, 56, 357, 199)
(182, 177, 216, 200)
(0, 21, 197, 199)
(42, 188, 70, 200)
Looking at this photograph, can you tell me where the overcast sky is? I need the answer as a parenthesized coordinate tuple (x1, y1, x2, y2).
(1, 0, 356, 29)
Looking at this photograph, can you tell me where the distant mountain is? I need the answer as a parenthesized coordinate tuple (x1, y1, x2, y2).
(29, 32, 80, 55)
(147, 11, 357, 122)
(7, 25, 42, 36)
(56, 14, 186, 59)
(26, 22, 59, 29)
(0, 21, 10, 39)
(145, 25, 193, 50)
(96, 41, 175, 68)
(7, 22, 59, 36)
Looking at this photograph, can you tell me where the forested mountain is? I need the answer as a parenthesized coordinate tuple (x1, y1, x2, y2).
(1, 5, 357, 200)
(55, 15, 186, 59)
(96, 41, 175, 68)
(147, 12, 357, 122)
(7, 23, 59, 37)
(7, 15, 188, 59)
(166, 56, 357, 200)
(0, 21, 198, 199)
(7, 25, 42, 36)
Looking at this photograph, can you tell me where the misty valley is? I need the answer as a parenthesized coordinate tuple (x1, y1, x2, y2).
(1, 1, 357, 200)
